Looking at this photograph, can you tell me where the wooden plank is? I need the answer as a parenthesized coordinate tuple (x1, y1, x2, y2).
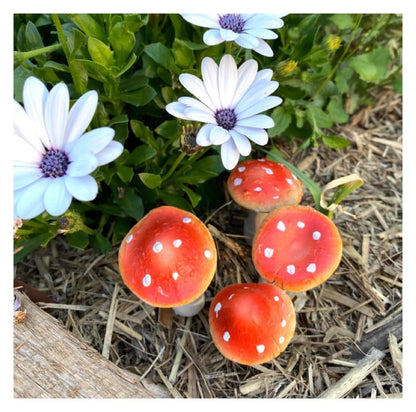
(14, 291, 170, 398)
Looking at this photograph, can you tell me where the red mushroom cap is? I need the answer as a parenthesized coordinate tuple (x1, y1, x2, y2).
(252, 205, 343, 292)
(118, 206, 217, 308)
(227, 158, 303, 212)
(209, 283, 296, 365)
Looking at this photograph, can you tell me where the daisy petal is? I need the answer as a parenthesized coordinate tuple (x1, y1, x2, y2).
(230, 130, 251, 156)
(44, 82, 69, 149)
(203, 29, 225, 45)
(14, 164, 42, 190)
(196, 124, 216, 146)
(184, 107, 216, 123)
(179, 96, 213, 114)
(201, 57, 221, 108)
(244, 14, 285, 29)
(14, 101, 44, 153)
(234, 126, 269, 146)
(254, 69, 274, 82)
(65, 175, 98, 201)
(235, 80, 279, 114)
(219, 28, 239, 41)
(235, 33, 260, 49)
(66, 127, 115, 156)
(245, 28, 278, 39)
(14, 134, 43, 165)
(221, 138, 240, 170)
(218, 55, 238, 108)
(209, 126, 231, 145)
(44, 178, 72, 216)
(237, 114, 275, 129)
(95, 141, 123, 166)
(253, 38, 274, 57)
(179, 73, 216, 112)
(15, 178, 50, 219)
(22, 76, 50, 148)
(237, 96, 283, 119)
(166, 102, 188, 119)
(65, 90, 98, 146)
(181, 14, 220, 28)
(67, 152, 98, 177)
(231, 60, 258, 107)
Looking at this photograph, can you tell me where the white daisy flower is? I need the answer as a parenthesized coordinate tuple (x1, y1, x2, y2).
(166, 55, 282, 170)
(181, 14, 286, 57)
(14, 76, 124, 220)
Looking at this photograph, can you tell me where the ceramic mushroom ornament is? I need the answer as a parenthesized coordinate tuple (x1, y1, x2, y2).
(118, 206, 217, 317)
(209, 283, 296, 365)
(227, 158, 303, 242)
(252, 205, 342, 292)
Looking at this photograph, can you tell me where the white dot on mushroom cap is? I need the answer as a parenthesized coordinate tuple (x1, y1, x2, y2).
(297, 221, 305, 229)
(223, 331, 231, 342)
(279, 336, 285, 344)
(277, 221, 286, 231)
(214, 302, 222, 317)
(273, 195, 280, 199)
(281, 319, 287, 327)
(258, 158, 265, 162)
(238, 166, 246, 172)
(153, 242, 163, 253)
(172, 272, 179, 280)
(263, 167, 274, 175)
(286, 178, 294, 185)
(254, 187, 262, 192)
(257, 345, 265, 354)
(274, 296, 279, 302)
(173, 239, 182, 248)
(126, 234, 133, 243)
(292, 173, 299, 181)
(306, 263, 316, 273)
(234, 178, 242, 186)
(143, 274, 151, 287)
(313, 231, 321, 240)
(228, 293, 235, 300)
(287, 265, 296, 275)
(183, 217, 192, 223)
(264, 248, 274, 258)
(204, 250, 212, 258)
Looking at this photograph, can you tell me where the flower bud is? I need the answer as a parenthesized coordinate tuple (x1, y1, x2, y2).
(277, 60, 298, 77)
(325, 34, 341, 51)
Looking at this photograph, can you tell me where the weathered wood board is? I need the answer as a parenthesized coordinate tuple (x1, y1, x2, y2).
(14, 290, 170, 398)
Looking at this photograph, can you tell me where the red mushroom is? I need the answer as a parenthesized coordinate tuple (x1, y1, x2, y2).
(118, 206, 217, 316)
(209, 283, 296, 365)
(227, 158, 303, 242)
(252, 205, 342, 292)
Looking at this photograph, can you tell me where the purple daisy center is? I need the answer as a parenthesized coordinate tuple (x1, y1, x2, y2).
(218, 14, 245, 33)
(40, 149, 70, 178)
(215, 108, 237, 130)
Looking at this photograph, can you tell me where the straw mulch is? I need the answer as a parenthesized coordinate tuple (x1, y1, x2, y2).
(14, 87, 402, 398)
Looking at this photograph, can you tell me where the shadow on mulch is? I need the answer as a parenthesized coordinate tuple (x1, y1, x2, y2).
(15, 88, 402, 398)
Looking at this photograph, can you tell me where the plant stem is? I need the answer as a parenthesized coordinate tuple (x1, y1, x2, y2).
(225, 41, 233, 55)
(51, 14, 71, 59)
(162, 152, 187, 182)
(14, 43, 62, 65)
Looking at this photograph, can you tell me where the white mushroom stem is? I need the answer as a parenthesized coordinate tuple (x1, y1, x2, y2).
(243, 210, 269, 244)
(173, 293, 205, 317)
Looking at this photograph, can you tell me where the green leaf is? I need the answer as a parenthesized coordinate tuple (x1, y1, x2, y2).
(155, 120, 179, 139)
(66, 231, 89, 249)
(89, 232, 112, 255)
(322, 135, 350, 149)
(130, 120, 159, 150)
(181, 185, 202, 208)
(306, 106, 333, 128)
(144, 42, 179, 73)
(72, 14, 107, 42)
(139, 172, 162, 189)
(118, 188, 144, 219)
(118, 85, 156, 106)
(335, 66, 354, 94)
(329, 178, 364, 206)
(88, 37, 116, 68)
(25, 21, 44, 51)
(269, 106, 292, 136)
(109, 22, 136, 66)
(330, 14, 355, 30)
(117, 165, 134, 183)
(14, 232, 56, 264)
(128, 145, 157, 166)
(349, 47, 391, 83)
(173, 38, 195, 68)
(327, 96, 349, 124)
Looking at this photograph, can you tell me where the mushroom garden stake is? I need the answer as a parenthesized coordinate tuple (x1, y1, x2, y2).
(118, 206, 217, 320)
(209, 282, 296, 365)
(252, 205, 342, 292)
(227, 158, 303, 243)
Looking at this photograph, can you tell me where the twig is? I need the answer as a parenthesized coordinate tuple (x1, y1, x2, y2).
(102, 283, 120, 359)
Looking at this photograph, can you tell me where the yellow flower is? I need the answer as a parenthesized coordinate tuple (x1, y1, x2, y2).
(277, 60, 298, 76)
(326, 35, 341, 51)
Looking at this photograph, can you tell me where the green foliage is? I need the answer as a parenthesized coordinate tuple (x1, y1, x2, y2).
(13, 13, 402, 259)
